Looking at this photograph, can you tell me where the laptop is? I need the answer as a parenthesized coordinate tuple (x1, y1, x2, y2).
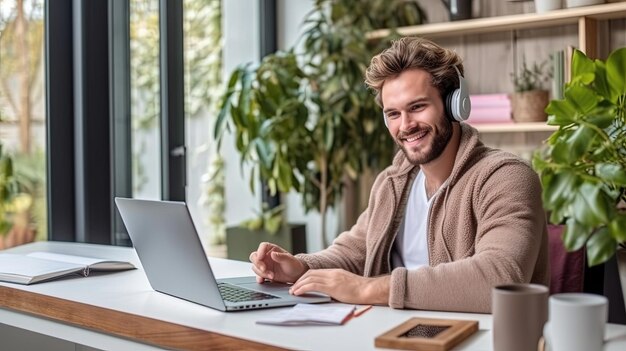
(115, 197, 330, 311)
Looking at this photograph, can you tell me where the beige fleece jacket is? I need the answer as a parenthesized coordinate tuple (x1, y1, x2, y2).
(296, 123, 549, 313)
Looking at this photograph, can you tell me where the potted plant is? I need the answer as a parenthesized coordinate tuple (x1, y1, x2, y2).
(225, 204, 307, 262)
(215, 0, 425, 248)
(0, 143, 36, 249)
(0, 142, 18, 235)
(510, 58, 552, 123)
(532, 48, 626, 305)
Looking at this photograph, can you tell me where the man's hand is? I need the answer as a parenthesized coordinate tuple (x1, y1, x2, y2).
(249, 242, 308, 283)
(289, 269, 390, 305)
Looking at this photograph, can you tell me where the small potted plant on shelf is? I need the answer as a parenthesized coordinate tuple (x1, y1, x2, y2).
(510, 58, 553, 123)
(532, 47, 626, 307)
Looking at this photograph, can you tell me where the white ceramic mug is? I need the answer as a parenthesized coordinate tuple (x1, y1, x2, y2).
(535, 0, 562, 13)
(566, 0, 605, 8)
(546, 293, 608, 351)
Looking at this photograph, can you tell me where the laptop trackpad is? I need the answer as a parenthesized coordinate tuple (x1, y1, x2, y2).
(238, 281, 327, 298)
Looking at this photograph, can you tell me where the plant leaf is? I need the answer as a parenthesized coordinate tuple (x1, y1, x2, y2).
(566, 125, 595, 162)
(571, 49, 595, 82)
(563, 219, 591, 251)
(543, 170, 579, 209)
(564, 85, 599, 115)
(586, 227, 617, 266)
(595, 163, 626, 186)
(545, 99, 576, 126)
(593, 60, 611, 100)
(550, 141, 571, 164)
(609, 214, 626, 243)
(606, 47, 626, 101)
(586, 114, 615, 129)
(571, 183, 614, 227)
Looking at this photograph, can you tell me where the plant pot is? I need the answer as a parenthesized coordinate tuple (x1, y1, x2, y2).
(0, 223, 36, 250)
(442, 0, 473, 21)
(510, 90, 550, 123)
(226, 223, 307, 262)
(535, 0, 562, 13)
(565, 0, 604, 7)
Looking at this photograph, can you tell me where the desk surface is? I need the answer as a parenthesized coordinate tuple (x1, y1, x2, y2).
(1, 242, 625, 351)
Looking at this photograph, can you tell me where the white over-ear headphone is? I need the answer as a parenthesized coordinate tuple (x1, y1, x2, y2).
(382, 65, 471, 128)
(447, 65, 471, 122)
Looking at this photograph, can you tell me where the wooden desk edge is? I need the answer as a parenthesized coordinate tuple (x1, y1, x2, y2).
(0, 285, 287, 351)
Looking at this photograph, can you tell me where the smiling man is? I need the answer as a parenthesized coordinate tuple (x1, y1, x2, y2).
(249, 37, 549, 313)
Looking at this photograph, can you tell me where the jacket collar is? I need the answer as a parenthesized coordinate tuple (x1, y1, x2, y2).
(386, 122, 485, 187)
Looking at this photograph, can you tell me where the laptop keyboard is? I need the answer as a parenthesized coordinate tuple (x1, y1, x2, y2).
(218, 283, 280, 303)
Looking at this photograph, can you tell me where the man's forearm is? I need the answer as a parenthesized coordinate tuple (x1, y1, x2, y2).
(365, 275, 391, 305)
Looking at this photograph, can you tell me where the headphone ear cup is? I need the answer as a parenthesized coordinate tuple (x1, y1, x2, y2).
(445, 91, 455, 121)
(450, 88, 471, 122)
(454, 68, 471, 122)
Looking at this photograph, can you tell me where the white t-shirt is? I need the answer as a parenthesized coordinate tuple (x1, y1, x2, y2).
(391, 171, 433, 269)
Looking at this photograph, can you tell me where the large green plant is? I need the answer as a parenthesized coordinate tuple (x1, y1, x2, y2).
(215, 0, 425, 247)
(533, 48, 626, 266)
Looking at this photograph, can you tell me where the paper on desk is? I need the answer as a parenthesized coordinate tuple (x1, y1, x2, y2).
(256, 304, 355, 326)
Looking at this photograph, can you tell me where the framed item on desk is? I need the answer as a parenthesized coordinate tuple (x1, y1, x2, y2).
(374, 317, 478, 351)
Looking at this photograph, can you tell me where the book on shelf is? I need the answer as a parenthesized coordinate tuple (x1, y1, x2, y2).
(467, 94, 512, 124)
(551, 45, 575, 101)
(0, 252, 136, 285)
(469, 93, 511, 107)
(552, 49, 565, 100)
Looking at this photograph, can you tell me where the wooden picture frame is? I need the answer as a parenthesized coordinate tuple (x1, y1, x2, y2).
(374, 317, 478, 351)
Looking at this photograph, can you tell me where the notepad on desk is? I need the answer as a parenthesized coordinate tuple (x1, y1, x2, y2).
(0, 252, 136, 285)
(256, 303, 356, 326)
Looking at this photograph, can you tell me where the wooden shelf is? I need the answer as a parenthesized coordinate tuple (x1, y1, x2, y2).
(471, 122, 558, 133)
(367, 2, 626, 40)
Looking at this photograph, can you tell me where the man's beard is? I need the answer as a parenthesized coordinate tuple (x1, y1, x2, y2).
(396, 116, 453, 165)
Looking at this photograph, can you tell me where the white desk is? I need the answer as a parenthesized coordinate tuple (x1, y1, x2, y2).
(0, 242, 625, 351)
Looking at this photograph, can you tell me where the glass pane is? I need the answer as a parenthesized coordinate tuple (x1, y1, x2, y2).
(183, 0, 224, 254)
(130, 0, 161, 200)
(0, 0, 47, 249)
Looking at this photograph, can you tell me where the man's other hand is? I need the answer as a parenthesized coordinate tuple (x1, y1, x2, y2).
(249, 242, 308, 283)
(289, 269, 390, 305)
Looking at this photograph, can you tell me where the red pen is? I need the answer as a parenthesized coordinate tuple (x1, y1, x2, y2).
(353, 305, 373, 317)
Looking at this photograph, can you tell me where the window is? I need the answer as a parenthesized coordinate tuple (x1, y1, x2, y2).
(44, 0, 226, 246)
(130, 0, 161, 200)
(183, 0, 224, 250)
(0, 0, 47, 249)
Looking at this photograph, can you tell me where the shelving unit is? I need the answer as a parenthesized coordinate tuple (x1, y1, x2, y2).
(367, 2, 626, 59)
(366, 2, 626, 157)
(471, 122, 558, 133)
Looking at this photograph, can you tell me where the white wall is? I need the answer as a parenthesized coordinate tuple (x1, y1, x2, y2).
(221, 0, 342, 253)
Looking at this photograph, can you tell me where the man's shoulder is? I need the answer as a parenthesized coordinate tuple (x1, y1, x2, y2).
(477, 146, 530, 168)
(468, 147, 536, 182)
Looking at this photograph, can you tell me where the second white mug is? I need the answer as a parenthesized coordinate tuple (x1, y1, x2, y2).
(546, 293, 608, 351)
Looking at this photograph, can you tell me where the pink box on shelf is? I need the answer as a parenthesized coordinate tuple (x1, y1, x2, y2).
(467, 94, 512, 124)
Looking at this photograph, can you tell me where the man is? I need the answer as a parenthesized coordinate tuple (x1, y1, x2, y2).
(249, 37, 549, 313)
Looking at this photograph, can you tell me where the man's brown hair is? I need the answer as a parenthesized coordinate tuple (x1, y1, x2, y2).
(364, 37, 464, 107)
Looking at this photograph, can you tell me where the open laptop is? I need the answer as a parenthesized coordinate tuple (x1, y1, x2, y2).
(115, 197, 330, 311)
